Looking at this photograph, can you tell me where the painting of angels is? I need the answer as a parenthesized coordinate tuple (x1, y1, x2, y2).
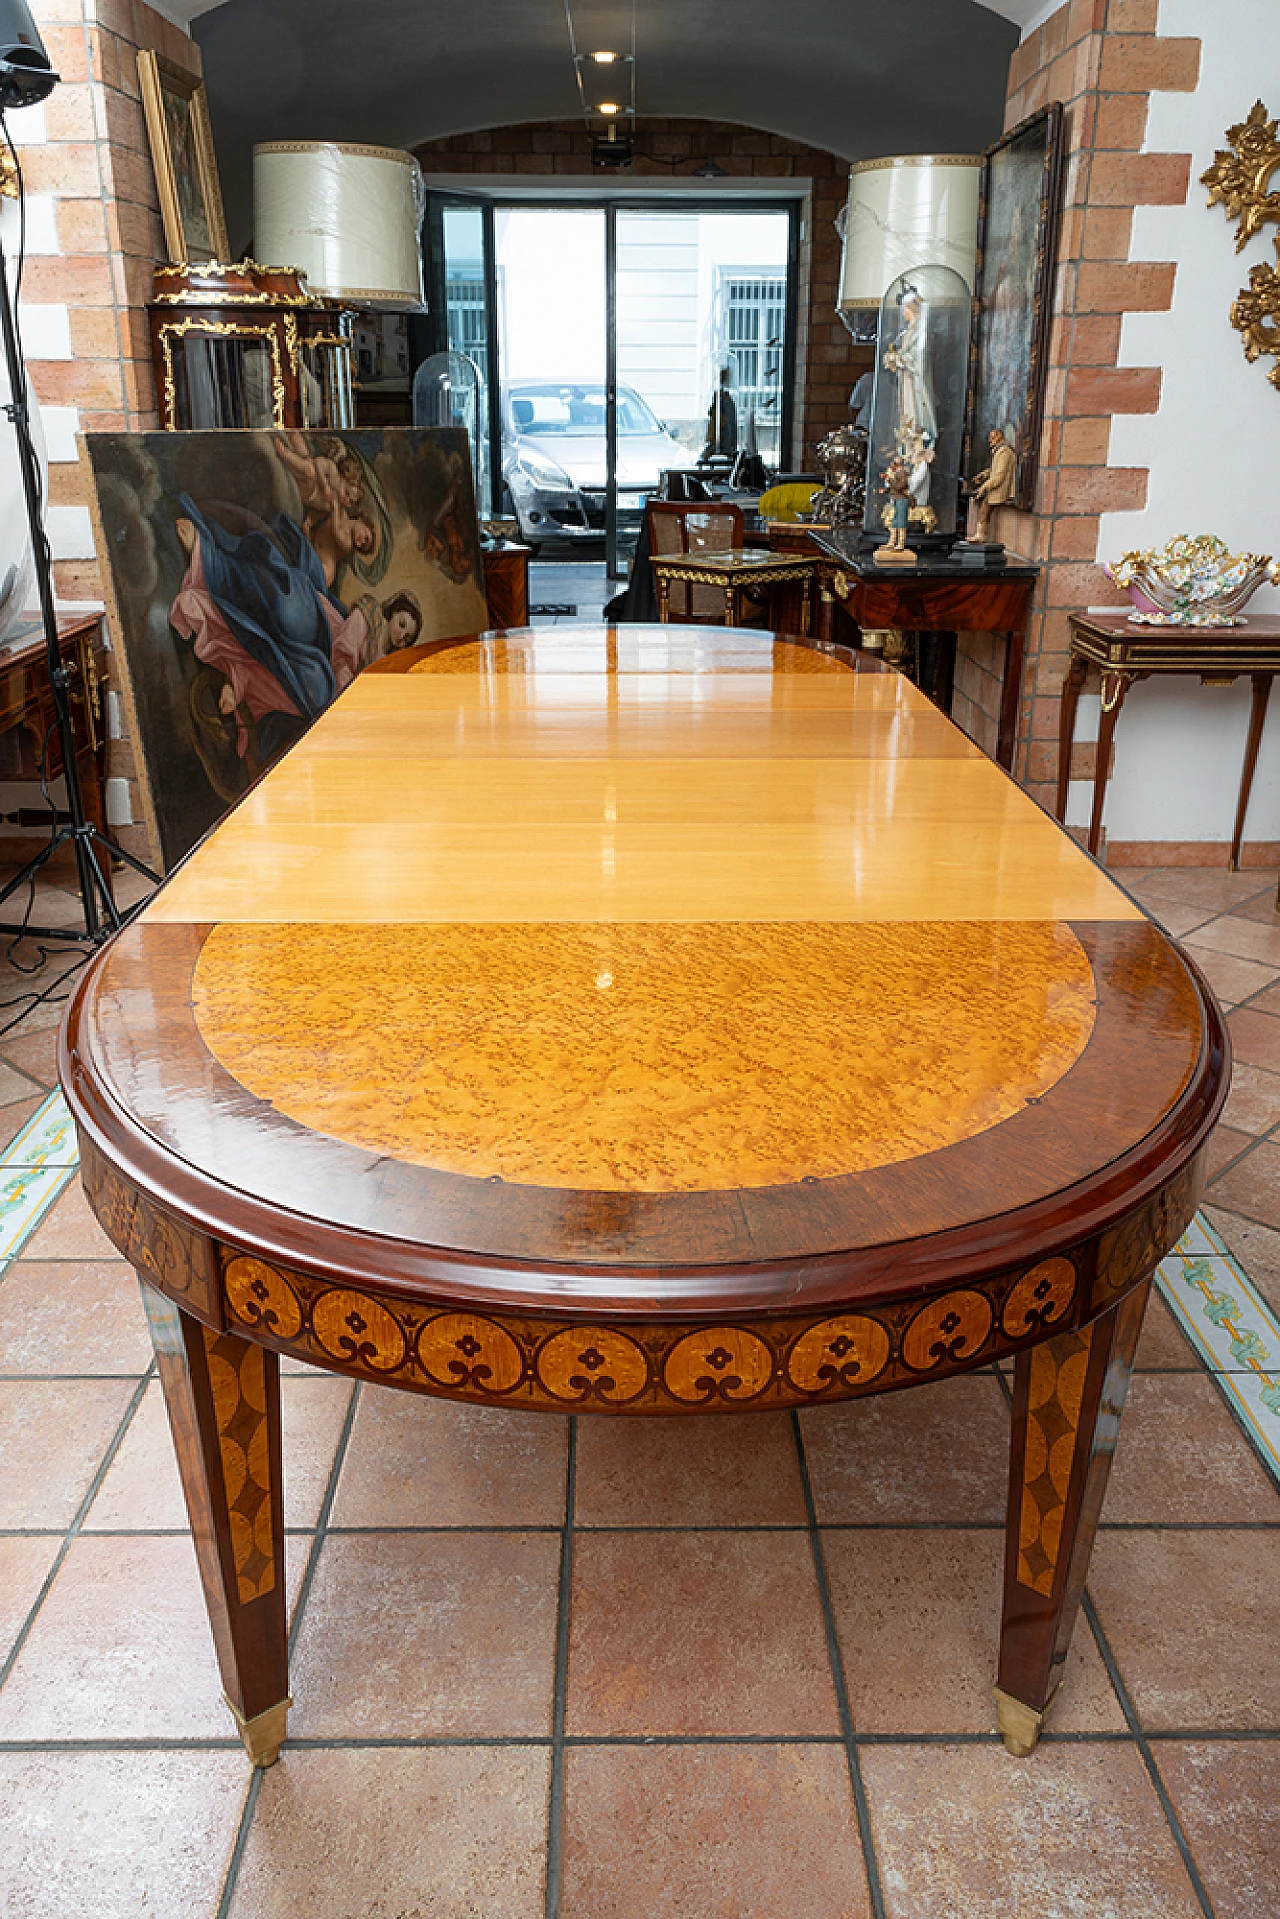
(80, 427, 488, 870)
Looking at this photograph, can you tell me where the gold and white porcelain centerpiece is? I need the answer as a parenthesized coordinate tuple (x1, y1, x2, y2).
(1106, 534, 1280, 626)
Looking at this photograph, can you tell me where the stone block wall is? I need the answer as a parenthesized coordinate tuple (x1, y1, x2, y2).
(414, 119, 869, 472)
(9, 0, 196, 860)
(953, 0, 1201, 812)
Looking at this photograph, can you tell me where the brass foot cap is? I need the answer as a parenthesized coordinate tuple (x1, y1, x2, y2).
(994, 1683, 1060, 1758)
(225, 1692, 292, 1767)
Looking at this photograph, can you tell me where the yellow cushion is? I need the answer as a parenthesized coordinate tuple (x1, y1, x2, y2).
(757, 482, 820, 523)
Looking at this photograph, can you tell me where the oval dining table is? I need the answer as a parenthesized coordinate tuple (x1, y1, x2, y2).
(59, 623, 1226, 1767)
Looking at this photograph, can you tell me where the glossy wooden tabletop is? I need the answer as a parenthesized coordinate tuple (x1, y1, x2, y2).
(65, 626, 1218, 1315)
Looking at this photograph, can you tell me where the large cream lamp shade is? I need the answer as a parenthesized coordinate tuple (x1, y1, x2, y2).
(253, 141, 425, 306)
(839, 155, 981, 313)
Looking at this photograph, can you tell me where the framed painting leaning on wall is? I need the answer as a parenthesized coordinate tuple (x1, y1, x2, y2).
(964, 103, 1065, 513)
(137, 49, 229, 264)
(79, 428, 489, 871)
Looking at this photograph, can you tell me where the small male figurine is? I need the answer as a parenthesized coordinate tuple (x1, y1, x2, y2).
(875, 456, 916, 563)
(967, 427, 1018, 540)
(885, 457, 912, 549)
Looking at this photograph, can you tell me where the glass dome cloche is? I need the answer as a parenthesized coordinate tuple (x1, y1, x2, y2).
(413, 349, 490, 516)
(862, 262, 971, 549)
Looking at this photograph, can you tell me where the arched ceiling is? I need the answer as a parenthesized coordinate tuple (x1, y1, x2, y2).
(184, 0, 1022, 250)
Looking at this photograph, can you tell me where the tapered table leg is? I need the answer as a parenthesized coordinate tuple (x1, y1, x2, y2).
(139, 1281, 290, 1765)
(1056, 655, 1087, 822)
(1087, 671, 1130, 857)
(1230, 672, 1272, 871)
(996, 1281, 1148, 1755)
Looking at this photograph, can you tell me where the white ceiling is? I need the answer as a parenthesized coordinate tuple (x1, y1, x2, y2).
(168, 0, 1047, 23)
(183, 1, 1020, 249)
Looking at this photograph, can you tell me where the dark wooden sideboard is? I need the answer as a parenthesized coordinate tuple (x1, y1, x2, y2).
(0, 613, 110, 863)
(806, 530, 1039, 773)
(481, 541, 532, 631)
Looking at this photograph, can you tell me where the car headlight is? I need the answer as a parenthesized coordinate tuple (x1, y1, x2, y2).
(515, 450, 573, 490)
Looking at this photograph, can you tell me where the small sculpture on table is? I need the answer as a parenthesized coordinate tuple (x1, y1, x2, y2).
(876, 456, 916, 565)
(862, 266, 969, 550)
(965, 427, 1018, 542)
(811, 424, 868, 526)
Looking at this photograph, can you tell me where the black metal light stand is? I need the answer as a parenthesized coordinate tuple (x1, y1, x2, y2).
(0, 102, 157, 945)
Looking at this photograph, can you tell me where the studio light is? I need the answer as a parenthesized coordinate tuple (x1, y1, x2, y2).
(0, 0, 57, 110)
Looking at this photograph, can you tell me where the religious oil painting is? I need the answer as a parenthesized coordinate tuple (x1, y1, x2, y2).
(80, 427, 488, 870)
(964, 104, 1064, 511)
(137, 50, 229, 264)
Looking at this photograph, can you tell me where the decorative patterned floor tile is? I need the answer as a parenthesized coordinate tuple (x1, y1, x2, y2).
(1156, 1211, 1280, 1489)
(0, 1086, 79, 1274)
(4, 1088, 79, 1169)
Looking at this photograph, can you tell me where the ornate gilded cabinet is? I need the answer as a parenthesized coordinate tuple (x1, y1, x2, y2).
(148, 261, 355, 432)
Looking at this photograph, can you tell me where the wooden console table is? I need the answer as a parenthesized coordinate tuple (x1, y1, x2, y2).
(808, 531, 1039, 772)
(62, 625, 1224, 1768)
(1059, 611, 1280, 866)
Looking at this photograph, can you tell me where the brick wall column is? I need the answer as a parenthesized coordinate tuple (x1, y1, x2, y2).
(10, 0, 197, 859)
(953, 0, 1200, 802)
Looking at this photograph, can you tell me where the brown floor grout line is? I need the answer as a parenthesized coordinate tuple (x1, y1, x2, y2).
(0, 1373, 152, 1382)
(1081, 1591, 1216, 1917)
(543, 1416, 577, 1919)
(6, 1518, 1280, 1541)
(2, 1727, 1279, 1757)
(0, 1359, 154, 1697)
(213, 1376, 363, 1919)
(791, 1408, 887, 1919)
(1204, 1119, 1280, 1189)
(213, 1769, 264, 1919)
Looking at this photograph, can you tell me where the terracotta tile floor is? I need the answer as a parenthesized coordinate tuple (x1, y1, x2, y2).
(1, 863, 1280, 1913)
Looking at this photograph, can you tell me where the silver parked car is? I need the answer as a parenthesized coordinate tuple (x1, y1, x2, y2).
(502, 382, 698, 547)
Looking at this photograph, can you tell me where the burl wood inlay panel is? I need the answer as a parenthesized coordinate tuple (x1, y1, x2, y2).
(190, 919, 1096, 1192)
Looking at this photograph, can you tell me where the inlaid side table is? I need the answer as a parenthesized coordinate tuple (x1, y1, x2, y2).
(651, 547, 816, 633)
(1058, 611, 1280, 865)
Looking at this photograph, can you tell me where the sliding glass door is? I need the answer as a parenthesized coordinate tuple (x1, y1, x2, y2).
(424, 194, 797, 575)
(615, 207, 791, 470)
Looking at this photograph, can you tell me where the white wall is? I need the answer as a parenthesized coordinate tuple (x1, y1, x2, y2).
(1068, 0, 1280, 849)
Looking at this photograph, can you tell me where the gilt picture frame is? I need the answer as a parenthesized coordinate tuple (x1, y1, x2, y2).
(964, 103, 1065, 512)
(137, 50, 229, 265)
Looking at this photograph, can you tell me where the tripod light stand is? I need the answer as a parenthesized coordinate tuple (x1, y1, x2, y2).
(0, 1, 157, 945)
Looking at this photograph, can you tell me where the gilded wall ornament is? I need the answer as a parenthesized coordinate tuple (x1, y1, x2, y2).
(1201, 99, 1280, 252)
(1230, 238, 1280, 392)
